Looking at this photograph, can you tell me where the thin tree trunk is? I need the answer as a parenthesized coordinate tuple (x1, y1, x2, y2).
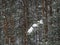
(10, 15, 15, 45)
(2, 0, 9, 44)
(42, 0, 48, 42)
(35, 0, 38, 45)
(4, 15, 9, 44)
(22, 0, 29, 45)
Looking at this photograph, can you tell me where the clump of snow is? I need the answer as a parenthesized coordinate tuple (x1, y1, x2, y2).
(38, 5, 42, 7)
(27, 19, 43, 34)
(32, 24, 38, 27)
(37, 19, 43, 24)
(27, 27, 34, 34)
(2, 16, 5, 18)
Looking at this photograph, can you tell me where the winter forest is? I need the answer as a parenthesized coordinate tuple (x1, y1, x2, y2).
(0, 0, 60, 45)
